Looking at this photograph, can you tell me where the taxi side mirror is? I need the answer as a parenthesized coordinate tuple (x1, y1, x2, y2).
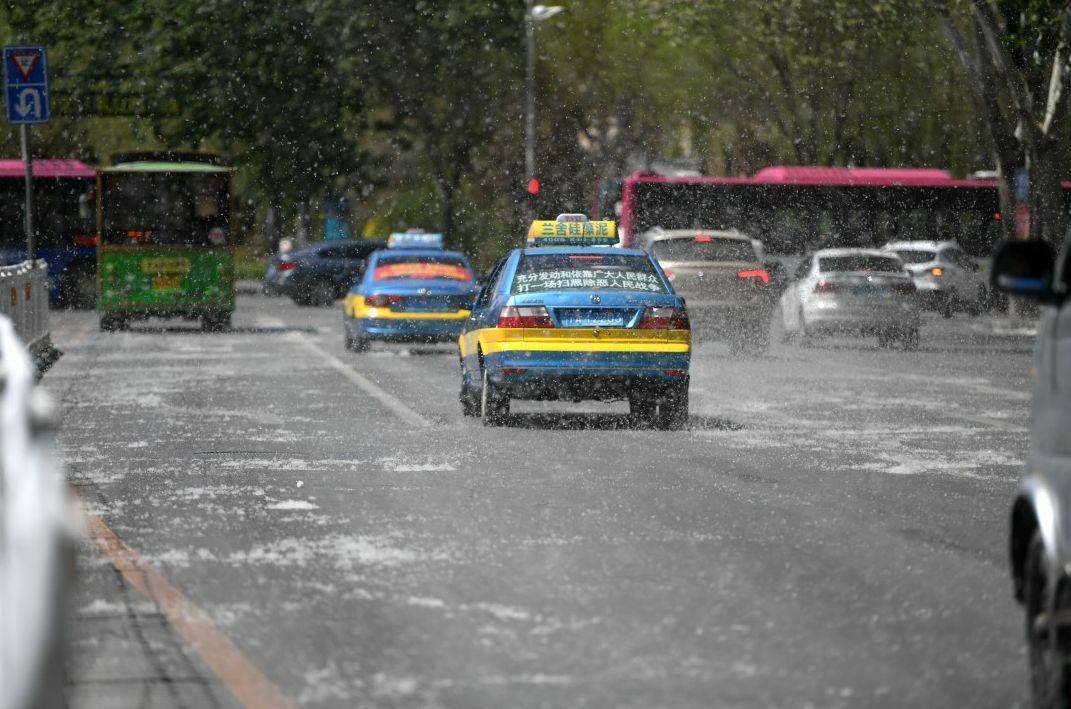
(991, 239, 1061, 303)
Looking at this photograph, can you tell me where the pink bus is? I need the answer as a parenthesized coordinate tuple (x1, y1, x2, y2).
(606, 166, 1059, 256)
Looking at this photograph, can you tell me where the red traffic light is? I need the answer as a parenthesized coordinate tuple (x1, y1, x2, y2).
(527, 178, 540, 196)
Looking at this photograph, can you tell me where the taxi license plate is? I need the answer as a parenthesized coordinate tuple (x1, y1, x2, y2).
(153, 275, 183, 290)
(853, 285, 885, 297)
(405, 297, 450, 312)
(557, 308, 627, 328)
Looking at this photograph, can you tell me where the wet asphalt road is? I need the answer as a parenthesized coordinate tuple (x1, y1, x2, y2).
(49, 292, 1036, 708)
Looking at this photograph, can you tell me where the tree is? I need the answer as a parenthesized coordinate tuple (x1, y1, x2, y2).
(355, 1, 524, 251)
(935, 0, 1071, 243)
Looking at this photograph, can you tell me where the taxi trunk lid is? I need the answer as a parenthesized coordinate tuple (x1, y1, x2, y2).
(509, 291, 684, 343)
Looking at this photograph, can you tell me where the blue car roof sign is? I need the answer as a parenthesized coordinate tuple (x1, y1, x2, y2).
(388, 232, 444, 249)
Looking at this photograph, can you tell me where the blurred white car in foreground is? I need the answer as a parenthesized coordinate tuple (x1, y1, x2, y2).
(0, 315, 78, 709)
(780, 248, 920, 350)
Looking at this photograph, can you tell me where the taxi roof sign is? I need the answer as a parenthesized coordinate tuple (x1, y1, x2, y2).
(527, 218, 617, 246)
(388, 232, 444, 249)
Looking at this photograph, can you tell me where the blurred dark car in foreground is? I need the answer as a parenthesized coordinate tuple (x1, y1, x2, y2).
(264, 239, 384, 306)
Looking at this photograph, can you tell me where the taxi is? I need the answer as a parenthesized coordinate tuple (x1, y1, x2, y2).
(343, 232, 477, 351)
(458, 214, 691, 428)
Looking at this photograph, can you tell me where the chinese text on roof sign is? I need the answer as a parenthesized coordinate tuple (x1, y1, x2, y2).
(388, 232, 444, 249)
(527, 220, 618, 246)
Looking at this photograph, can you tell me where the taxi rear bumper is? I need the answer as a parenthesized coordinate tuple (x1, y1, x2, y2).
(482, 350, 689, 399)
(348, 316, 465, 343)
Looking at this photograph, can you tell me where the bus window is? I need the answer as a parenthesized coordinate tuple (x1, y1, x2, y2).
(103, 173, 229, 247)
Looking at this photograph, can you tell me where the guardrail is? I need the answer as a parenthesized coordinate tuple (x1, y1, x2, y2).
(0, 260, 59, 375)
(0, 314, 77, 709)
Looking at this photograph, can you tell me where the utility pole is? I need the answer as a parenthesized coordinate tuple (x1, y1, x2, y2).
(523, 4, 564, 222)
(20, 124, 34, 260)
(4, 46, 51, 262)
(525, 0, 536, 217)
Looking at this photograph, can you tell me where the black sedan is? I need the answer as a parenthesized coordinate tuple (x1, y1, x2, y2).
(265, 239, 384, 306)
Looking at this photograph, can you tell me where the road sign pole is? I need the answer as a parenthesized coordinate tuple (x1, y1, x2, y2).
(20, 123, 34, 260)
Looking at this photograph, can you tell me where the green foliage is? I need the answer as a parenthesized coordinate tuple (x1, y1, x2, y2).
(0, 0, 1050, 253)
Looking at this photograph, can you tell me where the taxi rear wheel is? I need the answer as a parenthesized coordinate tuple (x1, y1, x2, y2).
(656, 385, 689, 430)
(460, 386, 479, 417)
(900, 327, 920, 351)
(460, 359, 480, 416)
(481, 369, 509, 426)
(629, 394, 657, 425)
(349, 334, 370, 352)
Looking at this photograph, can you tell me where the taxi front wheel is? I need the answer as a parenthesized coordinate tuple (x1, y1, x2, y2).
(481, 369, 509, 426)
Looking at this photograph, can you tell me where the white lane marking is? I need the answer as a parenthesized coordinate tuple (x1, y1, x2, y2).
(944, 412, 1028, 433)
(258, 316, 430, 429)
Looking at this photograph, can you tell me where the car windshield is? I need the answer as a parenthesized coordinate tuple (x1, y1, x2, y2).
(512, 253, 668, 293)
(372, 256, 472, 281)
(891, 249, 936, 264)
(101, 172, 230, 247)
(818, 255, 903, 273)
(651, 237, 756, 262)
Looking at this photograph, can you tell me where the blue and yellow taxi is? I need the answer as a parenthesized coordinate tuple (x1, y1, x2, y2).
(343, 232, 477, 351)
(458, 215, 691, 428)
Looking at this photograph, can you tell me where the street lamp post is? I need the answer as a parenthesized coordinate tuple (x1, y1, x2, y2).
(525, 3, 564, 201)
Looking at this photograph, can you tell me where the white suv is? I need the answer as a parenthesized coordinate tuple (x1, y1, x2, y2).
(882, 240, 987, 317)
(992, 237, 1071, 706)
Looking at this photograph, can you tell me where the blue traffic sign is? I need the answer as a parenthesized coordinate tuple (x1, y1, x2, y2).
(3, 46, 50, 124)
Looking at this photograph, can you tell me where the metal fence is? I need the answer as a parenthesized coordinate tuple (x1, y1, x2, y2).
(0, 260, 48, 350)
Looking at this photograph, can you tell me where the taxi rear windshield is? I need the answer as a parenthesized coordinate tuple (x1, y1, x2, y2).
(512, 253, 668, 294)
(651, 238, 756, 262)
(372, 256, 472, 282)
(819, 255, 903, 273)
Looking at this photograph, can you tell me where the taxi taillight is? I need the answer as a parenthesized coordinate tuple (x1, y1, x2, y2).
(638, 307, 689, 330)
(367, 294, 404, 308)
(498, 305, 553, 328)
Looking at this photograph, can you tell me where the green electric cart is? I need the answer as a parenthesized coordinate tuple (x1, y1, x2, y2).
(97, 152, 235, 331)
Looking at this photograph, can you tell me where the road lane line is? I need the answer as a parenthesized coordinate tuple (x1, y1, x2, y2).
(291, 334, 431, 428)
(256, 316, 431, 428)
(85, 515, 295, 709)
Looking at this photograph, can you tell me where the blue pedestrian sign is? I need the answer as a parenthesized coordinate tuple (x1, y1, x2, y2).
(3, 46, 50, 124)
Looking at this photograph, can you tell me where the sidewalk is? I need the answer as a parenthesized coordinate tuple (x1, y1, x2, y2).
(65, 506, 239, 708)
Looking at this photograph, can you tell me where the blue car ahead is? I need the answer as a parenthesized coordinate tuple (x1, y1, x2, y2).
(343, 247, 476, 350)
(458, 215, 691, 428)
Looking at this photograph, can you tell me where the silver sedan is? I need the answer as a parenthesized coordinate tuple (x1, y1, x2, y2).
(780, 248, 921, 349)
